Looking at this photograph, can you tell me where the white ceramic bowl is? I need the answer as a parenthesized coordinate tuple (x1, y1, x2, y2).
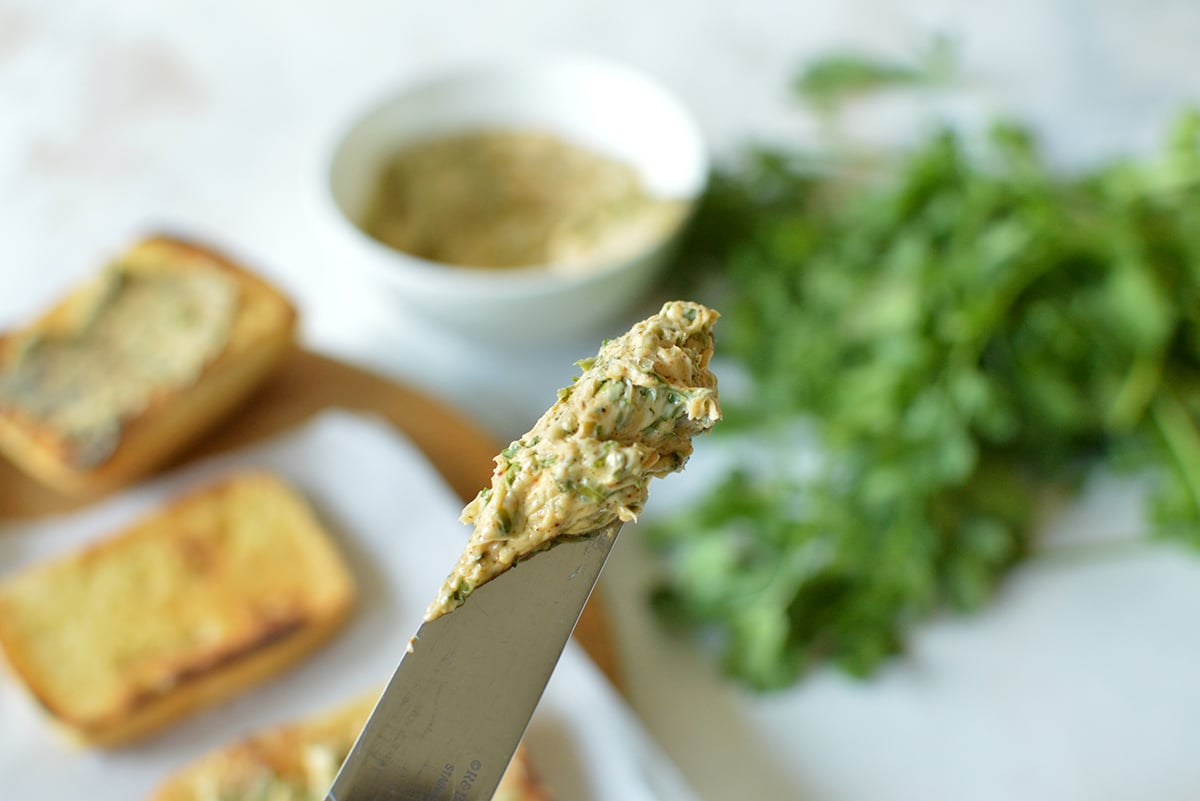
(318, 54, 708, 341)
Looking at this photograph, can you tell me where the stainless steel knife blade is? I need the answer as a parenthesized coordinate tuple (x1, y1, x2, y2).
(326, 521, 622, 801)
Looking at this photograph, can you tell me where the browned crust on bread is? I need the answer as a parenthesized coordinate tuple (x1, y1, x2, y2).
(0, 472, 355, 747)
(494, 745, 555, 801)
(20, 612, 309, 724)
(0, 235, 297, 497)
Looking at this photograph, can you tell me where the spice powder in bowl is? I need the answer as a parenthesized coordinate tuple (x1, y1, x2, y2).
(357, 128, 688, 274)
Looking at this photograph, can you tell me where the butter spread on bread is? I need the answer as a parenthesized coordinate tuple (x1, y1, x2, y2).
(148, 692, 552, 801)
(427, 300, 720, 620)
(0, 236, 296, 496)
(0, 471, 355, 747)
(0, 265, 238, 468)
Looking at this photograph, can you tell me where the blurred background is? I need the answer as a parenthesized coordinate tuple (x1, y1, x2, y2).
(5, 1, 1200, 800)
(5, 0, 1199, 441)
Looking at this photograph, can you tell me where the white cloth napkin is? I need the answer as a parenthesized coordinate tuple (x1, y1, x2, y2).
(0, 410, 700, 801)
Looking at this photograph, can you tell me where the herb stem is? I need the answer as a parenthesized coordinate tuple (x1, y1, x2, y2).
(1150, 389, 1200, 523)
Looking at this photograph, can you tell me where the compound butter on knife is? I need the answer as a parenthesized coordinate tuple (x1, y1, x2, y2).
(427, 300, 721, 621)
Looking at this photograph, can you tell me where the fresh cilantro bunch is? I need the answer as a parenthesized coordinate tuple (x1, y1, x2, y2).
(648, 70, 1200, 689)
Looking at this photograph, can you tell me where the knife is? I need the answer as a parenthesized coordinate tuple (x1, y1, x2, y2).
(325, 521, 623, 801)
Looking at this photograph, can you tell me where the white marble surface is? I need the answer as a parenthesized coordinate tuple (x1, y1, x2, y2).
(5, 2, 1200, 800)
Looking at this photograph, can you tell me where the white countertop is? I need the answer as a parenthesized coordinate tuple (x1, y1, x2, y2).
(5, 2, 1200, 799)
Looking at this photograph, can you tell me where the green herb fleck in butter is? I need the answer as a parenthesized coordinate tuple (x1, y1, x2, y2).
(0, 265, 238, 468)
(427, 300, 721, 620)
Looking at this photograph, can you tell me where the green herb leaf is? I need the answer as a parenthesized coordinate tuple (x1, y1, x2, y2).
(649, 56, 1200, 689)
(793, 34, 957, 110)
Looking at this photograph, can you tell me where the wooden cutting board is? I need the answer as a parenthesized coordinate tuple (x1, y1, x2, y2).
(0, 346, 621, 687)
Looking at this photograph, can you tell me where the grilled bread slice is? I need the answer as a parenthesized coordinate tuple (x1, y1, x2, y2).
(148, 691, 552, 801)
(0, 471, 355, 747)
(0, 235, 297, 497)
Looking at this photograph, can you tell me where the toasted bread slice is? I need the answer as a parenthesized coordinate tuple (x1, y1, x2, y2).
(0, 472, 355, 747)
(0, 235, 297, 497)
(149, 691, 552, 801)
